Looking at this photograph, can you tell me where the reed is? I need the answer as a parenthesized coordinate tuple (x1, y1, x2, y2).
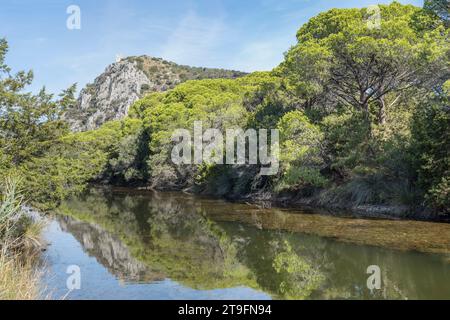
(0, 175, 43, 300)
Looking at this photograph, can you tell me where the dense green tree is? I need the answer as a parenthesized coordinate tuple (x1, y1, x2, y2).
(0, 39, 85, 208)
(105, 119, 150, 184)
(0, 39, 76, 167)
(411, 89, 449, 213)
(279, 3, 448, 126)
(276, 111, 327, 192)
(129, 73, 277, 189)
(270, 3, 449, 211)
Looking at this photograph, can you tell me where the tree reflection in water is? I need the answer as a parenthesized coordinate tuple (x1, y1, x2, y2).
(55, 187, 450, 300)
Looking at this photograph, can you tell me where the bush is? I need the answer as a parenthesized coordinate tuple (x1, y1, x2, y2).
(276, 111, 327, 191)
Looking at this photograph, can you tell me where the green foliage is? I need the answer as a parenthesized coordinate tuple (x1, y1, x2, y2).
(320, 111, 369, 172)
(276, 111, 327, 191)
(0, 174, 39, 257)
(116, 4, 448, 215)
(14, 124, 115, 209)
(411, 95, 450, 212)
(272, 3, 449, 211)
(424, 0, 449, 26)
(103, 119, 150, 184)
(130, 73, 277, 189)
(0, 38, 147, 207)
(2, 3, 449, 217)
(0, 39, 76, 167)
(273, 241, 324, 300)
(443, 80, 450, 96)
(246, 77, 299, 129)
(0, 39, 83, 209)
(0, 174, 24, 235)
(279, 3, 448, 123)
(319, 101, 422, 207)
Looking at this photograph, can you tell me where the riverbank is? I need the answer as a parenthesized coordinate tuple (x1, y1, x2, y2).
(247, 193, 447, 223)
(0, 178, 45, 300)
(132, 183, 449, 223)
(0, 235, 43, 300)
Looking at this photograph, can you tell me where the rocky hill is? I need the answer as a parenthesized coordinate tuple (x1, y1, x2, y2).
(64, 56, 247, 131)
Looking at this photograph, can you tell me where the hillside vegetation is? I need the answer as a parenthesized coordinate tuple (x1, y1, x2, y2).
(63, 55, 246, 132)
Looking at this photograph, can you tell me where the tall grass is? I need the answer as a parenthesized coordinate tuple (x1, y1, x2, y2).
(0, 175, 43, 300)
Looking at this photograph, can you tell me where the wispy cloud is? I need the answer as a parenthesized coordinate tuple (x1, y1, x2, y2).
(161, 10, 226, 66)
(0, 0, 424, 94)
(231, 37, 293, 72)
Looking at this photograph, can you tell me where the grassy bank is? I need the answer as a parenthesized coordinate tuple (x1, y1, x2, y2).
(0, 175, 43, 300)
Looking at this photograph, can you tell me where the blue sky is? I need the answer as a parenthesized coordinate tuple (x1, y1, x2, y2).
(0, 0, 423, 95)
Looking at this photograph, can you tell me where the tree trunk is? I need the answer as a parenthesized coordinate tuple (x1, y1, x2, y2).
(378, 98, 386, 125)
(361, 101, 374, 140)
(360, 99, 370, 121)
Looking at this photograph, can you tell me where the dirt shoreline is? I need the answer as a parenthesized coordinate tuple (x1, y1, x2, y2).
(242, 193, 449, 223)
(122, 184, 450, 223)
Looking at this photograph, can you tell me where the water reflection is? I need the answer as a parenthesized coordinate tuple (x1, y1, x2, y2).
(53, 188, 450, 300)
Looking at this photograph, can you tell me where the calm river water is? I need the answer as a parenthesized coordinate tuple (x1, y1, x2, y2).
(41, 188, 450, 300)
